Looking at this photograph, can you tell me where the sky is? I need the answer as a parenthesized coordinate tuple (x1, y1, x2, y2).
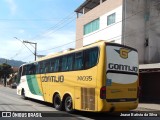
(0, 0, 85, 63)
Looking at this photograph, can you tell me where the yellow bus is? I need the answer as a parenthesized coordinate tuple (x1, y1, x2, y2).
(17, 40, 139, 112)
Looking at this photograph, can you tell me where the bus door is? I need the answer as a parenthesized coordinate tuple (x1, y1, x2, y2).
(105, 44, 138, 102)
(42, 60, 51, 102)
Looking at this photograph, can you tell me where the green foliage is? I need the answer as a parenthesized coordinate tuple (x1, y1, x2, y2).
(0, 63, 13, 78)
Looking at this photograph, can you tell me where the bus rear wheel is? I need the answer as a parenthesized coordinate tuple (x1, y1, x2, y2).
(64, 95, 74, 113)
(53, 94, 62, 110)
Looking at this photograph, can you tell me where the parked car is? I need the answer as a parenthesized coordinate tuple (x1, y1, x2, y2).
(10, 82, 17, 89)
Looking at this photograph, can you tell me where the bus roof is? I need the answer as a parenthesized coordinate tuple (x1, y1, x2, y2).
(35, 40, 106, 62)
(21, 40, 137, 66)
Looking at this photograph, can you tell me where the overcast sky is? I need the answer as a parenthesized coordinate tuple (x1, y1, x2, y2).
(0, 0, 85, 62)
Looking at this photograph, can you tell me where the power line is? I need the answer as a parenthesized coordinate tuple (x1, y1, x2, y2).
(0, 18, 75, 21)
(37, 7, 160, 54)
(32, 12, 76, 41)
(21, 54, 33, 61)
(37, 6, 146, 52)
(21, 20, 160, 62)
(14, 37, 35, 56)
(10, 44, 24, 59)
(42, 17, 76, 37)
(19, 4, 158, 61)
(10, 13, 76, 61)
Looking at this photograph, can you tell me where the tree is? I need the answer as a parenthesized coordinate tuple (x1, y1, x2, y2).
(0, 63, 13, 86)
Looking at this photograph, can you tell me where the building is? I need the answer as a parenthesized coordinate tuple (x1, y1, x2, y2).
(75, 0, 160, 64)
(75, 0, 123, 47)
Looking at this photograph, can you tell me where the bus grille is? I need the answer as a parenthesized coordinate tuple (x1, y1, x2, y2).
(81, 88, 95, 110)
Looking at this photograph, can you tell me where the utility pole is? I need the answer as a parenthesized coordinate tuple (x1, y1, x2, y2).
(23, 41, 37, 61)
(14, 37, 37, 61)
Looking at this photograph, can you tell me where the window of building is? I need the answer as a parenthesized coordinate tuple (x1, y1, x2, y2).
(107, 13, 116, 25)
(84, 18, 99, 35)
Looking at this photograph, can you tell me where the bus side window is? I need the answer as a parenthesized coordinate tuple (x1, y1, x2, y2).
(53, 58, 60, 72)
(26, 65, 30, 75)
(50, 59, 54, 72)
(74, 52, 84, 70)
(39, 62, 44, 74)
(84, 47, 98, 69)
(36, 62, 39, 74)
(67, 54, 74, 71)
(29, 64, 36, 75)
(44, 60, 50, 73)
(61, 56, 68, 71)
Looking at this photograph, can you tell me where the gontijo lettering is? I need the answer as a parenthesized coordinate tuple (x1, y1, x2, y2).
(108, 63, 138, 73)
(41, 75, 64, 82)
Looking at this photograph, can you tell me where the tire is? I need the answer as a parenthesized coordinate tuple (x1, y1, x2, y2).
(64, 95, 74, 113)
(21, 89, 27, 100)
(53, 94, 62, 110)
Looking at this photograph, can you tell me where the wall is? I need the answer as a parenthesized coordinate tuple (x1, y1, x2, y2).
(122, 0, 146, 64)
(123, 0, 160, 64)
(147, 0, 160, 63)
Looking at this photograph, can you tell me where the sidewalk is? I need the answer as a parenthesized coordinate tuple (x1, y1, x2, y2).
(135, 103, 160, 111)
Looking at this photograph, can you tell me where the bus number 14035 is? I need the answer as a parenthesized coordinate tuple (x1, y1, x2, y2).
(77, 76, 92, 81)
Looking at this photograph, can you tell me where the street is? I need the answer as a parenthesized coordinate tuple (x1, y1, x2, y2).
(0, 86, 159, 120)
(0, 86, 55, 111)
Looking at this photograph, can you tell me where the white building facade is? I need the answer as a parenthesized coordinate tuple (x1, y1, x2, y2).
(83, 5, 122, 46)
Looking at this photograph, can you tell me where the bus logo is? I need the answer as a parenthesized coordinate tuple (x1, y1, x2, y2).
(115, 48, 131, 59)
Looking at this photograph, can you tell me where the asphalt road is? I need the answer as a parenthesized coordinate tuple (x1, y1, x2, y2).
(0, 85, 159, 120)
(0, 86, 56, 111)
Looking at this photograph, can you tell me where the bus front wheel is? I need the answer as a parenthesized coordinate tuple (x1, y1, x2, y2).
(53, 94, 62, 110)
(64, 95, 74, 113)
(21, 89, 27, 100)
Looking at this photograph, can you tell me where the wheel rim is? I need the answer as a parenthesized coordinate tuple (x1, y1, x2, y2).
(65, 96, 72, 111)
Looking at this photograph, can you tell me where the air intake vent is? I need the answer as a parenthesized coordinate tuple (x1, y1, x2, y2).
(81, 88, 95, 110)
